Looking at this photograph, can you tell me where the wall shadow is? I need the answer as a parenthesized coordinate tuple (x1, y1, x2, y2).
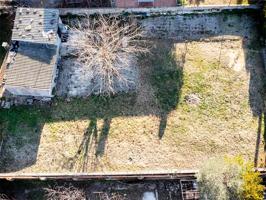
(13, 43, 56, 64)
(0, 106, 49, 173)
(240, 23, 266, 167)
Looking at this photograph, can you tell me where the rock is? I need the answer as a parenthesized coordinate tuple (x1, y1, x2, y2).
(3, 101, 11, 109)
(26, 99, 33, 105)
(185, 94, 201, 106)
(25, 25, 32, 31)
(14, 99, 18, 106)
(1, 100, 4, 107)
(41, 97, 51, 102)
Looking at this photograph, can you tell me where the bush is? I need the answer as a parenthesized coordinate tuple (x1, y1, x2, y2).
(68, 15, 148, 95)
(241, 162, 264, 200)
(197, 156, 264, 200)
(44, 184, 86, 200)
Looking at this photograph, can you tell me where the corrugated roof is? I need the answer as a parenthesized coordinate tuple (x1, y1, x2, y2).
(5, 42, 57, 90)
(12, 8, 59, 45)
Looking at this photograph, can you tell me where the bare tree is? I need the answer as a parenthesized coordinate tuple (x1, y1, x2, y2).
(44, 185, 128, 200)
(68, 15, 148, 95)
(44, 184, 86, 200)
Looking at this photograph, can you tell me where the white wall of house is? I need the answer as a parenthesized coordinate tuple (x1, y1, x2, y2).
(4, 85, 53, 97)
(51, 34, 61, 89)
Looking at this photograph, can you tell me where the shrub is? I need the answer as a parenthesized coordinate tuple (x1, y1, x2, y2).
(197, 156, 264, 200)
(68, 15, 148, 95)
(44, 184, 86, 200)
(241, 162, 264, 200)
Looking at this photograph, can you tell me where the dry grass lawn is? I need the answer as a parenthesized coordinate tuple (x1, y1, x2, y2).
(0, 37, 265, 173)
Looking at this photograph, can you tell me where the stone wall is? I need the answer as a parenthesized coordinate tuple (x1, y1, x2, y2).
(60, 7, 261, 42)
(140, 12, 260, 41)
(59, 5, 259, 16)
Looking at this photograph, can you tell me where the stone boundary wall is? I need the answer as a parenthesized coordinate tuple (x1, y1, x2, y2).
(60, 5, 261, 41)
(1, 168, 266, 180)
(140, 11, 259, 40)
(0, 170, 198, 180)
(59, 5, 259, 16)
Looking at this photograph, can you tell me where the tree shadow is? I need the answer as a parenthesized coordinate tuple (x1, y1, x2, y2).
(63, 117, 113, 171)
(254, 114, 262, 168)
(240, 27, 266, 168)
(146, 42, 185, 138)
(96, 118, 111, 157)
(63, 118, 97, 172)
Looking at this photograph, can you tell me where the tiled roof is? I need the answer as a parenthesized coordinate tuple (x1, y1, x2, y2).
(12, 8, 59, 45)
(5, 42, 57, 90)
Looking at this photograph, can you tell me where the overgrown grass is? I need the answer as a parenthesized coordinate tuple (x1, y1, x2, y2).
(0, 39, 264, 173)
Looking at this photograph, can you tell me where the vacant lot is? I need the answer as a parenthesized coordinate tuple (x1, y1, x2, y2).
(0, 30, 265, 173)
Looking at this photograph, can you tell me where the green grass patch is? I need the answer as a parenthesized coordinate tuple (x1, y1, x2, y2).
(0, 106, 48, 132)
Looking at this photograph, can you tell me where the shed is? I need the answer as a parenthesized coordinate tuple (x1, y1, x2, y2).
(4, 42, 58, 97)
(2, 8, 61, 98)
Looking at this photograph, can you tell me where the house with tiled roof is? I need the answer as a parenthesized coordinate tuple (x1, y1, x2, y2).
(1, 8, 61, 98)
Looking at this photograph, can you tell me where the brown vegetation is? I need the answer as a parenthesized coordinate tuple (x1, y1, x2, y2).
(68, 15, 148, 95)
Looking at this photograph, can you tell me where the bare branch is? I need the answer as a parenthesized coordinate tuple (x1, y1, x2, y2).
(67, 15, 149, 95)
(44, 184, 86, 200)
